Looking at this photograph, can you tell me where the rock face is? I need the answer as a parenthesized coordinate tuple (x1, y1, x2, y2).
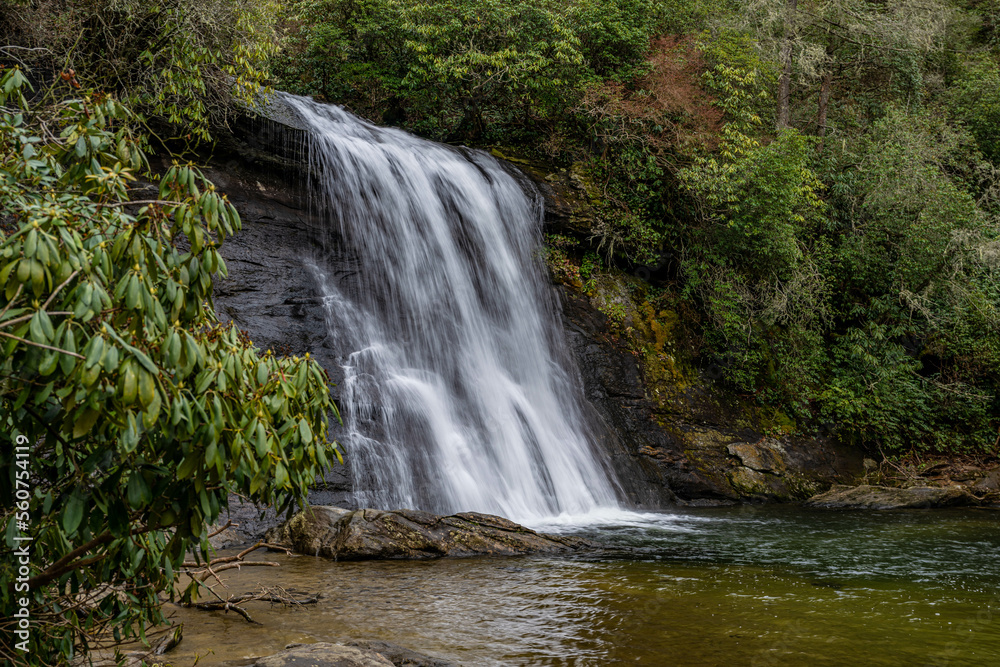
(343, 640, 458, 667)
(207, 112, 863, 508)
(804, 484, 975, 509)
(265, 506, 594, 560)
(557, 283, 862, 504)
(973, 469, 1000, 495)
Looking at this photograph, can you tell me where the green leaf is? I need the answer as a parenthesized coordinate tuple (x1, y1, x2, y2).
(121, 362, 138, 405)
(127, 471, 151, 508)
(73, 408, 100, 438)
(138, 369, 155, 408)
(298, 418, 312, 444)
(29, 311, 50, 343)
(205, 440, 217, 467)
(104, 344, 120, 372)
(142, 389, 161, 428)
(85, 336, 105, 369)
(62, 491, 85, 534)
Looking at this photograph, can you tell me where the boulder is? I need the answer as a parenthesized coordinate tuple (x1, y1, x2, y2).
(252, 641, 455, 667)
(265, 506, 594, 560)
(343, 640, 458, 667)
(251, 643, 394, 667)
(727, 441, 787, 474)
(973, 469, 1000, 494)
(804, 484, 975, 509)
(972, 470, 1000, 506)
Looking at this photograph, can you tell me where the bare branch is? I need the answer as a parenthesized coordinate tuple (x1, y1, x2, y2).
(0, 311, 73, 329)
(0, 331, 85, 358)
(42, 269, 81, 310)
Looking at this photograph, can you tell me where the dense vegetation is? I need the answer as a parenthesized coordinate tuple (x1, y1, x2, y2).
(0, 3, 338, 664)
(275, 0, 1000, 455)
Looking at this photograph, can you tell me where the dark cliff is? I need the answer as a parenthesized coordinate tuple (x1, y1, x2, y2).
(204, 113, 862, 509)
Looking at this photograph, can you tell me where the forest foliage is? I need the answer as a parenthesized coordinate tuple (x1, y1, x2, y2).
(274, 0, 1000, 454)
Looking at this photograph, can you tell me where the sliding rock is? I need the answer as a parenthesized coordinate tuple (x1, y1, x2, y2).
(266, 506, 594, 559)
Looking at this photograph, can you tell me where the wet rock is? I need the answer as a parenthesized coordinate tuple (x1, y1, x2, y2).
(265, 506, 594, 560)
(206, 496, 284, 548)
(206, 524, 246, 550)
(251, 642, 395, 667)
(804, 484, 975, 509)
(726, 466, 822, 500)
(973, 469, 1000, 494)
(971, 470, 1000, 506)
(344, 640, 458, 667)
(488, 149, 598, 237)
(206, 118, 863, 509)
(728, 441, 787, 474)
(728, 467, 774, 497)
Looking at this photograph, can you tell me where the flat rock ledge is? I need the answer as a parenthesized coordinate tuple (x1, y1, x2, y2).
(265, 506, 595, 560)
(251, 640, 456, 667)
(804, 484, 975, 510)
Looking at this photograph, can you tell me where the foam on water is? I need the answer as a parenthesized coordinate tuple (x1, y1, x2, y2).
(525, 508, 713, 534)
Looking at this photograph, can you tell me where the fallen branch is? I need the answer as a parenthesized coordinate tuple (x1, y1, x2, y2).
(178, 541, 316, 623)
(183, 586, 318, 625)
(180, 540, 290, 581)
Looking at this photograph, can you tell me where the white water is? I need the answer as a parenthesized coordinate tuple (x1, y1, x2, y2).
(283, 95, 622, 523)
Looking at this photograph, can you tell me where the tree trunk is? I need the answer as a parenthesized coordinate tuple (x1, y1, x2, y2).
(776, 0, 798, 130)
(817, 69, 832, 153)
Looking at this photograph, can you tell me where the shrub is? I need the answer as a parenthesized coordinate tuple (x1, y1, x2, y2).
(0, 70, 339, 664)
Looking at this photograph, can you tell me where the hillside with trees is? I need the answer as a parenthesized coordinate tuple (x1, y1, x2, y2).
(273, 0, 1000, 455)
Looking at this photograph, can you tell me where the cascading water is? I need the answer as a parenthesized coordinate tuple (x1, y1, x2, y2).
(282, 94, 622, 522)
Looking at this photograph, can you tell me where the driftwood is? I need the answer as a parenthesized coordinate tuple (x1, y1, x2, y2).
(183, 586, 319, 624)
(177, 525, 318, 624)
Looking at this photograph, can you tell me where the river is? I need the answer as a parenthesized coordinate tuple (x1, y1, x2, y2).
(166, 506, 999, 665)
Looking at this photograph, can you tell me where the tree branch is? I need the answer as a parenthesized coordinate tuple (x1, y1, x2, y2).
(27, 523, 155, 589)
(0, 311, 73, 329)
(0, 331, 85, 358)
(0, 284, 23, 320)
(42, 269, 80, 310)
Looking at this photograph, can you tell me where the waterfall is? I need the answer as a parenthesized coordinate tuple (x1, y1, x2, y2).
(281, 94, 622, 522)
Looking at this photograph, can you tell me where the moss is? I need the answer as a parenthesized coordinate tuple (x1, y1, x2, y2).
(575, 263, 701, 417)
(728, 467, 772, 496)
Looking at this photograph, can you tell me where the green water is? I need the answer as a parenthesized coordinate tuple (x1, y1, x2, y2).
(165, 507, 1000, 666)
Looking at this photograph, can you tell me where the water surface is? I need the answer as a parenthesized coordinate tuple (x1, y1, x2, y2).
(166, 506, 1000, 666)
